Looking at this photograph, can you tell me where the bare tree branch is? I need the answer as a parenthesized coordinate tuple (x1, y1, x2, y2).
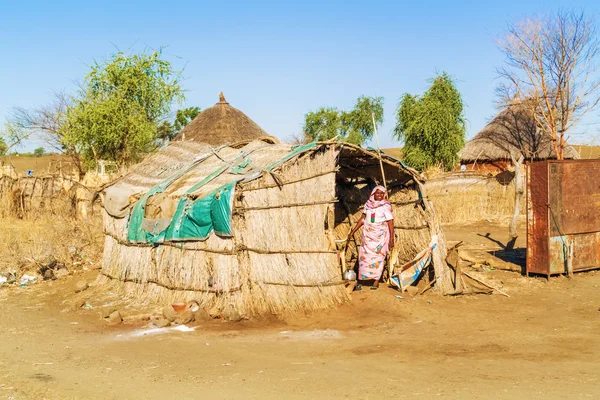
(497, 10, 600, 159)
(1, 121, 33, 154)
(9, 90, 85, 178)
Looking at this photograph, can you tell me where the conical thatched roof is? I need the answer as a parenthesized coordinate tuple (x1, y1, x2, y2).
(459, 101, 579, 162)
(174, 93, 279, 146)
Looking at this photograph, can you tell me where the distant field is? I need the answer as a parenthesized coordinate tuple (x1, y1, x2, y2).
(0, 154, 77, 176)
(571, 145, 600, 159)
(384, 146, 600, 160)
(382, 148, 403, 159)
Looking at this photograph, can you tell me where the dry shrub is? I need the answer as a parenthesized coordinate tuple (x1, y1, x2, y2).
(0, 213, 104, 275)
(425, 173, 524, 225)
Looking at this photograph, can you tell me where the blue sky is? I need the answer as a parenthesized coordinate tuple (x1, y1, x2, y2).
(1, 0, 599, 151)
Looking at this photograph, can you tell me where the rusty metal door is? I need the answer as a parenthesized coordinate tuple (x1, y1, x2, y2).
(527, 160, 600, 277)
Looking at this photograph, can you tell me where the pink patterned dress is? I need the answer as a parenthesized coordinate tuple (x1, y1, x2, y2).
(358, 187, 394, 281)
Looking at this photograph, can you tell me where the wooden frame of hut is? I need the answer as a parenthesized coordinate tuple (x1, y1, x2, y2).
(99, 139, 451, 317)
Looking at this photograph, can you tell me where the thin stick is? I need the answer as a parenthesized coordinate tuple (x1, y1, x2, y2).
(100, 271, 243, 293)
(566, 240, 574, 278)
(258, 280, 347, 287)
(237, 199, 338, 211)
(371, 112, 387, 191)
(418, 275, 437, 295)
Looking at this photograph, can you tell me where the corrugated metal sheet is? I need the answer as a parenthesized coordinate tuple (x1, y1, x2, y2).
(527, 160, 600, 277)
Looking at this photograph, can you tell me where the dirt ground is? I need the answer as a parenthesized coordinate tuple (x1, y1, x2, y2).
(1, 221, 600, 399)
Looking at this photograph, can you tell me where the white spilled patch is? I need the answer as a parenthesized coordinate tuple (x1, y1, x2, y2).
(115, 324, 197, 340)
(279, 329, 343, 340)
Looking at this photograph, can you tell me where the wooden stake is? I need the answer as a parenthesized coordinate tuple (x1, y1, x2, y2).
(566, 240, 574, 278)
(371, 112, 387, 191)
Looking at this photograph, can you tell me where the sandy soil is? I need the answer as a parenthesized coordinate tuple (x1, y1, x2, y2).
(1, 222, 600, 400)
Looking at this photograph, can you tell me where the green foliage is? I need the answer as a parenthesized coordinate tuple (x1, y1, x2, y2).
(61, 49, 184, 167)
(394, 73, 466, 171)
(303, 107, 341, 142)
(174, 107, 200, 132)
(0, 121, 29, 154)
(157, 106, 201, 141)
(303, 96, 384, 145)
(86, 50, 183, 122)
(33, 147, 46, 157)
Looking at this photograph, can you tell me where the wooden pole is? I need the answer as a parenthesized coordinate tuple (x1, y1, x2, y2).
(371, 112, 387, 191)
(507, 154, 524, 251)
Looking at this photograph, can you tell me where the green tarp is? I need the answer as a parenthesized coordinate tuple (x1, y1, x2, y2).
(163, 181, 237, 241)
(126, 142, 318, 245)
(127, 152, 215, 243)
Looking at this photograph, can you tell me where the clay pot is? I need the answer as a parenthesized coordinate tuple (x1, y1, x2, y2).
(171, 302, 187, 313)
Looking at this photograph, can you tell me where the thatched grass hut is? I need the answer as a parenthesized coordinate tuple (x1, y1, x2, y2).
(459, 101, 579, 172)
(98, 139, 451, 317)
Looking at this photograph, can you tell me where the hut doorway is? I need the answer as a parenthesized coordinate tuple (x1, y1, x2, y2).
(333, 148, 435, 286)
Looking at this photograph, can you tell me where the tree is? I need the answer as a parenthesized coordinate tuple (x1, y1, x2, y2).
(33, 147, 46, 157)
(61, 49, 184, 167)
(10, 90, 70, 153)
(9, 91, 85, 176)
(157, 106, 201, 141)
(497, 10, 600, 160)
(394, 73, 466, 171)
(303, 96, 384, 146)
(0, 121, 31, 156)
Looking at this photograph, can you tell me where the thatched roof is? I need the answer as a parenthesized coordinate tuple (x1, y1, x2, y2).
(173, 93, 279, 146)
(104, 139, 295, 217)
(459, 102, 579, 162)
(103, 138, 423, 218)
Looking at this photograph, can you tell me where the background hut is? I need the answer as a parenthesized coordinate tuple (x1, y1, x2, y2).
(99, 139, 451, 317)
(174, 93, 279, 146)
(459, 101, 579, 173)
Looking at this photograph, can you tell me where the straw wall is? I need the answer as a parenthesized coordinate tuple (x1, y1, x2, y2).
(425, 172, 525, 224)
(235, 146, 347, 314)
(100, 208, 246, 313)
